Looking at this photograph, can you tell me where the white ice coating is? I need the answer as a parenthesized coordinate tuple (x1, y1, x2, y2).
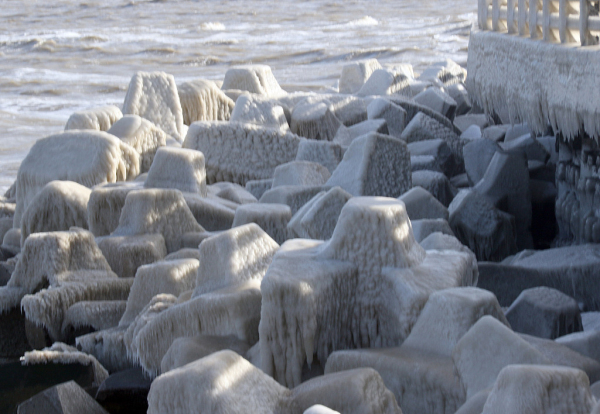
(0, 229, 114, 313)
(339, 59, 382, 94)
(231, 203, 292, 245)
(356, 69, 412, 97)
(290, 99, 342, 141)
(230, 94, 289, 132)
(183, 121, 304, 185)
(260, 197, 478, 388)
(178, 79, 235, 125)
(122, 71, 185, 141)
(22, 342, 109, 387)
(120, 258, 199, 325)
(14, 130, 140, 227)
(96, 233, 167, 278)
(467, 30, 600, 139)
(108, 114, 167, 173)
(62, 300, 127, 333)
(147, 350, 296, 414)
(272, 161, 331, 188)
(111, 189, 204, 253)
(64, 105, 123, 132)
(481, 365, 596, 414)
(221, 65, 285, 97)
(20, 180, 92, 244)
(144, 147, 208, 196)
(87, 181, 143, 237)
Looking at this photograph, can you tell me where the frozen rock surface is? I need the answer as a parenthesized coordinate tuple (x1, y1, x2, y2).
(230, 94, 289, 131)
(65, 105, 122, 132)
(411, 170, 456, 207)
(505, 286, 583, 339)
(367, 97, 407, 139)
(291, 99, 342, 141)
(295, 139, 345, 174)
(17, 380, 109, 414)
(144, 147, 207, 196)
(327, 132, 411, 198)
(413, 87, 457, 120)
(108, 115, 167, 173)
(480, 365, 595, 414)
(14, 130, 139, 227)
(178, 79, 234, 125)
(398, 186, 448, 221)
(122, 71, 184, 141)
(221, 65, 284, 97)
(260, 197, 477, 388)
(272, 161, 331, 188)
(232, 203, 292, 245)
(183, 121, 303, 185)
(339, 59, 382, 94)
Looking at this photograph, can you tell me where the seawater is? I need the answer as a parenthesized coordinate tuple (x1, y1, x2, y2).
(0, 0, 476, 193)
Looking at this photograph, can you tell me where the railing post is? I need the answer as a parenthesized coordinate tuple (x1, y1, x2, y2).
(479, 0, 490, 29)
(580, 0, 590, 45)
(519, 0, 528, 35)
(493, 0, 501, 30)
(559, 0, 567, 42)
(530, 0, 540, 37)
(543, 0, 551, 40)
(508, 0, 517, 33)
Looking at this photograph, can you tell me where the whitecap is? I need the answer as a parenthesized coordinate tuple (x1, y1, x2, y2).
(347, 16, 380, 27)
(201, 22, 226, 31)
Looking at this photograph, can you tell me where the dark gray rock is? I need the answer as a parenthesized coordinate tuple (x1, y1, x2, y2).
(95, 368, 152, 414)
(408, 139, 457, 177)
(445, 83, 472, 116)
(0, 308, 31, 359)
(414, 87, 457, 120)
(17, 380, 108, 414)
(463, 138, 501, 186)
(411, 170, 457, 207)
(505, 287, 582, 339)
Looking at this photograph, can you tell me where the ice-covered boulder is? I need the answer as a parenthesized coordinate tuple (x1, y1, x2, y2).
(260, 185, 326, 215)
(111, 189, 204, 253)
(400, 111, 460, 144)
(272, 161, 331, 188)
(356, 69, 411, 97)
(291, 99, 342, 141)
(556, 330, 600, 363)
(108, 115, 167, 173)
(122, 71, 184, 141)
(178, 79, 234, 125)
(413, 87, 457, 120)
(334, 119, 389, 147)
(221, 65, 285, 97)
(339, 59, 382, 94)
(210, 182, 257, 205)
(325, 287, 504, 414)
(87, 182, 143, 237)
(505, 287, 583, 339)
(183, 122, 303, 185)
(17, 379, 109, 414)
(411, 170, 456, 207)
(453, 114, 489, 133)
(97, 234, 167, 279)
(398, 186, 448, 221)
(407, 139, 458, 177)
(260, 197, 477, 387)
(480, 365, 595, 414)
(230, 94, 289, 131)
(20, 181, 91, 244)
(287, 187, 352, 240)
(144, 147, 207, 196)
(295, 140, 345, 174)
(160, 335, 251, 373)
(291, 368, 401, 414)
(65, 105, 122, 132)
(148, 350, 297, 414)
(246, 179, 274, 200)
(120, 259, 198, 326)
(232, 203, 291, 245)
(304, 405, 340, 414)
(367, 97, 407, 139)
(331, 96, 368, 127)
(411, 219, 454, 243)
(14, 131, 140, 227)
(418, 59, 467, 86)
(326, 133, 411, 198)
(474, 150, 532, 250)
(462, 138, 501, 186)
(449, 189, 518, 261)
(452, 315, 550, 398)
(61, 300, 126, 340)
(446, 83, 472, 116)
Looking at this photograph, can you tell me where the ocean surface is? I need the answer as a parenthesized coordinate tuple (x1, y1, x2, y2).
(0, 0, 476, 193)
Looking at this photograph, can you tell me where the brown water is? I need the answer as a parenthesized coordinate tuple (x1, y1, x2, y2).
(0, 0, 476, 192)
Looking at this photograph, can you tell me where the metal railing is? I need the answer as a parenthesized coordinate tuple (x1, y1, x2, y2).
(478, 0, 600, 45)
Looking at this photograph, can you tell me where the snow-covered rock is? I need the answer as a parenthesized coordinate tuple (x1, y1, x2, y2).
(144, 147, 207, 196)
(232, 203, 292, 245)
(221, 65, 284, 97)
(398, 186, 449, 221)
(230, 94, 289, 131)
(260, 185, 327, 215)
(462, 138, 501, 186)
(97, 234, 167, 279)
(122, 71, 185, 141)
(183, 121, 303, 185)
(356, 69, 411, 97)
(326, 132, 411, 198)
(108, 114, 167, 173)
(87, 181, 143, 237)
(178, 79, 234, 125)
(291, 99, 342, 141)
(295, 140, 345, 174)
(272, 161, 331, 188)
(20, 181, 91, 244)
(411, 170, 456, 207)
(339, 59, 382, 94)
(413, 87, 457, 120)
(65, 105, 122, 132)
(367, 97, 407, 139)
(14, 131, 139, 227)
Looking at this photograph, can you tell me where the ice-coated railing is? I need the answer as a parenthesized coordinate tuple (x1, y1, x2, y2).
(478, 0, 600, 45)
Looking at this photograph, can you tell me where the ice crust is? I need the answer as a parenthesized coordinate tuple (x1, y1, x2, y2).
(178, 79, 234, 125)
(65, 105, 123, 132)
